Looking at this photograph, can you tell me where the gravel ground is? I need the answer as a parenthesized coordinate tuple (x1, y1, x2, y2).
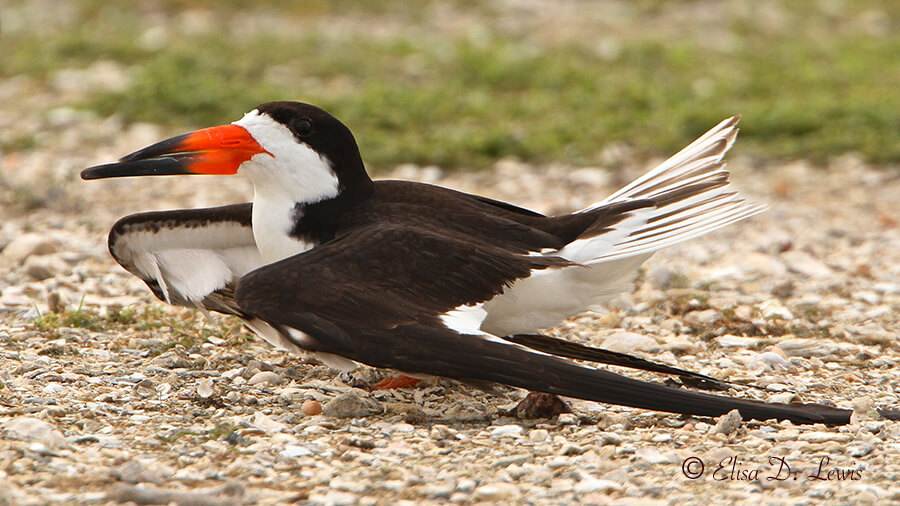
(1, 99, 899, 505)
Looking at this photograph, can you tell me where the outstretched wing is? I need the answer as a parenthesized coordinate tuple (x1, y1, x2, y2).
(235, 224, 850, 424)
(109, 203, 262, 315)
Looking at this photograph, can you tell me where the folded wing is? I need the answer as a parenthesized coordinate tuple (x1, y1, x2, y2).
(108, 203, 262, 315)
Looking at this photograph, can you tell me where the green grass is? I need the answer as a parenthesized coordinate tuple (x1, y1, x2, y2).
(3, 0, 899, 168)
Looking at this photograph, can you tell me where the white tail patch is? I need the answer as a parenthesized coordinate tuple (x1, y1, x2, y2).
(481, 116, 763, 335)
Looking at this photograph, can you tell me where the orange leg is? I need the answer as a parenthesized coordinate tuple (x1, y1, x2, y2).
(372, 375, 422, 390)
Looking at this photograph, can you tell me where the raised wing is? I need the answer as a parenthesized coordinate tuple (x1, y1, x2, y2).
(235, 224, 850, 424)
(109, 203, 262, 315)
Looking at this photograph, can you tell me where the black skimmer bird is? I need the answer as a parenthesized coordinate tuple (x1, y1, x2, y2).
(82, 101, 850, 425)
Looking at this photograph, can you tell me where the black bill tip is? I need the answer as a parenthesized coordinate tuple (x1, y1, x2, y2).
(80, 158, 190, 180)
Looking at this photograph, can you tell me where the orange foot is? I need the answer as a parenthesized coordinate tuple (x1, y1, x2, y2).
(372, 375, 422, 390)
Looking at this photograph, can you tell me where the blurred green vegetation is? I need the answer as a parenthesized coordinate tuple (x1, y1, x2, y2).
(2, 0, 899, 169)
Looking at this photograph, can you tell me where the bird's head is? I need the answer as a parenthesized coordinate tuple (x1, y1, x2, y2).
(82, 101, 371, 204)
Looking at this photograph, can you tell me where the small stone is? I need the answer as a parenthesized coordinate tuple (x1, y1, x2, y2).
(430, 424, 457, 440)
(848, 443, 875, 458)
(684, 309, 722, 327)
(473, 483, 520, 501)
(422, 480, 456, 499)
(852, 290, 881, 305)
(715, 335, 757, 347)
(2, 234, 59, 264)
(247, 371, 282, 386)
(560, 443, 586, 456)
(574, 479, 622, 494)
(598, 412, 633, 430)
(23, 255, 67, 280)
(767, 392, 799, 404)
(280, 444, 313, 458)
(601, 332, 657, 353)
(252, 412, 287, 433)
(777, 340, 830, 358)
(444, 401, 489, 422)
(528, 429, 549, 442)
(330, 478, 368, 494)
(3, 417, 69, 449)
(754, 351, 788, 368)
(597, 432, 624, 446)
(196, 379, 214, 398)
(712, 409, 742, 435)
(852, 396, 875, 414)
(798, 432, 851, 443)
(759, 299, 794, 320)
(514, 391, 571, 418)
(301, 399, 322, 416)
(490, 424, 523, 438)
(557, 413, 577, 425)
(635, 447, 672, 464)
(781, 250, 833, 278)
(110, 459, 166, 484)
(322, 392, 382, 418)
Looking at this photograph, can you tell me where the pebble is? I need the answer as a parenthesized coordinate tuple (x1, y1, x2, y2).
(598, 412, 633, 430)
(248, 371, 282, 386)
(635, 447, 672, 464)
(528, 429, 549, 442)
(1, 234, 59, 264)
(322, 392, 382, 418)
(473, 483, 520, 501)
(559, 443, 586, 456)
(301, 399, 323, 416)
(252, 412, 288, 433)
(759, 299, 795, 320)
(574, 478, 622, 494)
(754, 351, 789, 368)
(600, 332, 657, 353)
(23, 255, 68, 280)
(712, 409, 742, 435)
(848, 443, 875, 457)
(597, 432, 624, 446)
(3, 417, 69, 449)
(196, 379, 214, 398)
(798, 432, 851, 443)
(429, 424, 457, 440)
(778, 339, 831, 358)
(715, 335, 757, 347)
(684, 308, 722, 326)
(490, 424, 524, 438)
(781, 250, 833, 278)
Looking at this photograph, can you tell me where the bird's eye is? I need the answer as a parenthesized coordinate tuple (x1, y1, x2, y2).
(291, 118, 312, 137)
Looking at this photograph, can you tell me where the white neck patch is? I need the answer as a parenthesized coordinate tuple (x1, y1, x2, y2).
(233, 109, 339, 263)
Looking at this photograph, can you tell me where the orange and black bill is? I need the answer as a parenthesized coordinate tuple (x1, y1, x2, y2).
(81, 124, 268, 180)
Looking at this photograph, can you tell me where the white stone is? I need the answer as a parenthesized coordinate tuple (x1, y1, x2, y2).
(574, 479, 622, 494)
(601, 332, 656, 353)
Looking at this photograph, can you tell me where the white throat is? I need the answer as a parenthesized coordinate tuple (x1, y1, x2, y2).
(233, 109, 341, 264)
(250, 189, 313, 264)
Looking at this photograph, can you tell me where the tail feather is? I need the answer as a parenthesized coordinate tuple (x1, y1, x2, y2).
(366, 324, 852, 425)
(600, 115, 740, 205)
(504, 333, 733, 388)
(574, 115, 765, 263)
